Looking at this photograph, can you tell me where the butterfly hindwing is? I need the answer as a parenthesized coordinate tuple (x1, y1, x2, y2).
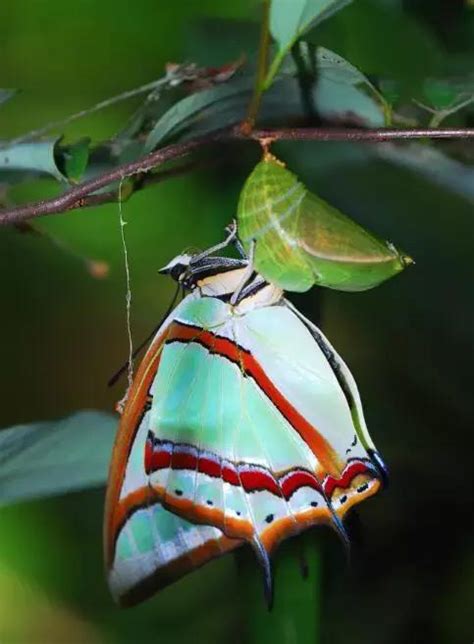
(144, 295, 382, 560)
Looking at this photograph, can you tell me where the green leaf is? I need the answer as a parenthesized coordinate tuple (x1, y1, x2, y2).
(144, 78, 252, 152)
(59, 137, 91, 183)
(0, 138, 67, 182)
(423, 80, 460, 110)
(306, 1, 443, 100)
(316, 47, 372, 88)
(422, 78, 474, 110)
(141, 57, 384, 149)
(315, 46, 388, 121)
(270, 0, 353, 54)
(0, 410, 117, 507)
(314, 77, 385, 126)
(266, 0, 353, 87)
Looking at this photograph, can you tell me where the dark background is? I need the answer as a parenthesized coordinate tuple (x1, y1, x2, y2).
(0, 1, 473, 642)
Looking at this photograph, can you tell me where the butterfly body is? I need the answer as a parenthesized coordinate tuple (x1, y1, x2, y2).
(105, 248, 384, 606)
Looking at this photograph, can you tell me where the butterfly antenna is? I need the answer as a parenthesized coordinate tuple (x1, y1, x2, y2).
(253, 537, 273, 610)
(107, 282, 181, 387)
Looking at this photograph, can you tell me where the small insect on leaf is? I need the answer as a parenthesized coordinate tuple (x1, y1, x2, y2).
(237, 153, 413, 293)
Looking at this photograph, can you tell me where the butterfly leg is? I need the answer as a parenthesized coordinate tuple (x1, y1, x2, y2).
(230, 239, 256, 306)
(190, 220, 238, 265)
(224, 219, 247, 259)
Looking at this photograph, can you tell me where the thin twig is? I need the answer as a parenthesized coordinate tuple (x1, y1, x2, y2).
(1, 125, 474, 226)
(64, 158, 209, 211)
(5, 79, 168, 147)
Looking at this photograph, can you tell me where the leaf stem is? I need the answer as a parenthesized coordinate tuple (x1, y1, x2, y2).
(4, 79, 168, 147)
(242, 0, 271, 132)
(263, 50, 286, 91)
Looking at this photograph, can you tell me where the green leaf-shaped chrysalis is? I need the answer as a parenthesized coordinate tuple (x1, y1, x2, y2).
(237, 154, 412, 292)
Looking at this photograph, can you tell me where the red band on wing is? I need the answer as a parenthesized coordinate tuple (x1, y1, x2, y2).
(145, 437, 373, 501)
(166, 321, 342, 477)
(323, 460, 373, 496)
(146, 438, 286, 496)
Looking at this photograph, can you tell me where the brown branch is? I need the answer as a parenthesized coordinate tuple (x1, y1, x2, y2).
(69, 158, 211, 211)
(249, 126, 474, 142)
(1, 125, 473, 226)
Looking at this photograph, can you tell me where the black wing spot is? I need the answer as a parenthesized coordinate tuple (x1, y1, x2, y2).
(206, 500, 213, 506)
(174, 489, 183, 496)
(265, 514, 274, 524)
(346, 434, 358, 454)
(357, 483, 369, 493)
(236, 511, 241, 516)
(310, 501, 318, 507)
(339, 495, 348, 504)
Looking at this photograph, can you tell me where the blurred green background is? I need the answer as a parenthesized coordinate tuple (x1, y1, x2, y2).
(1, 1, 473, 642)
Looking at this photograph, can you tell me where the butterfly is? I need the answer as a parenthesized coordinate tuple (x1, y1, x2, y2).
(104, 226, 386, 607)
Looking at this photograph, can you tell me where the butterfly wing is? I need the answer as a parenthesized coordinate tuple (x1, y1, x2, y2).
(143, 295, 383, 587)
(104, 296, 241, 607)
(284, 298, 388, 482)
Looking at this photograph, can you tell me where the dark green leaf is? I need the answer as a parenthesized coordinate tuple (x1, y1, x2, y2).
(307, 0, 443, 100)
(422, 78, 474, 110)
(144, 78, 252, 152)
(60, 137, 91, 183)
(267, 0, 354, 87)
(0, 138, 66, 182)
(270, 0, 353, 55)
(423, 80, 459, 109)
(316, 47, 373, 88)
(314, 77, 384, 126)
(142, 58, 384, 149)
(315, 47, 387, 118)
(0, 410, 117, 507)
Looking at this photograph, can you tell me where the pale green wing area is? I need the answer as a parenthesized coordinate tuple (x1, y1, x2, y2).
(283, 300, 376, 454)
(112, 499, 230, 604)
(147, 295, 331, 536)
(237, 157, 412, 292)
(110, 399, 236, 605)
(238, 303, 373, 462)
(150, 338, 317, 472)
